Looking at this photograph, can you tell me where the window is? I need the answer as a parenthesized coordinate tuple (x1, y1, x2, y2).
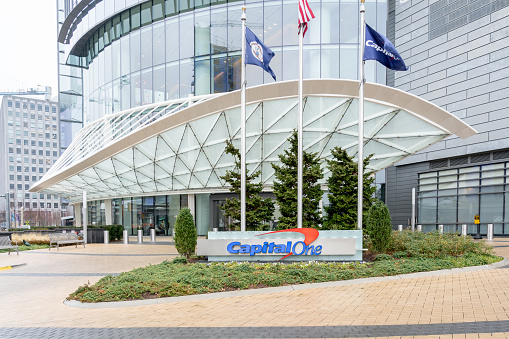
(47, 203, 51, 208)
(40, 203, 44, 208)
(33, 202, 37, 208)
(53, 142, 57, 148)
(30, 103, 35, 110)
(53, 151, 58, 157)
(46, 150, 50, 156)
(31, 167, 36, 172)
(54, 203, 59, 208)
(47, 195, 52, 199)
(17, 175, 21, 181)
(24, 149, 28, 155)
(23, 140, 28, 146)
(16, 166, 21, 172)
(24, 176, 29, 181)
(32, 150, 36, 155)
(8, 147, 13, 153)
(32, 159, 36, 164)
(9, 184, 14, 189)
(52, 106, 56, 113)
(39, 150, 43, 156)
(45, 133, 50, 139)
(40, 194, 44, 199)
(15, 101, 20, 109)
(39, 159, 43, 164)
(25, 184, 29, 190)
(38, 141, 43, 147)
(37, 104, 42, 111)
(31, 140, 35, 146)
(7, 100, 12, 107)
(32, 176, 36, 181)
(9, 165, 14, 172)
(16, 139, 21, 145)
(8, 156, 13, 163)
(45, 106, 49, 112)
(9, 174, 14, 180)
(16, 148, 21, 154)
(17, 184, 22, 190)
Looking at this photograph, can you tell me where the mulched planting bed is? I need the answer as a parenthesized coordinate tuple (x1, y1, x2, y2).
(68, 253, 502, 303)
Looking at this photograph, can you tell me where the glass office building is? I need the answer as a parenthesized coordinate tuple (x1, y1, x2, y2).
(39, 0, 475, 236)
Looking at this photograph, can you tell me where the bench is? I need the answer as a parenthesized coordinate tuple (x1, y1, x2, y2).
(0, 236, 18, 255)
(49, 232, 85, 251)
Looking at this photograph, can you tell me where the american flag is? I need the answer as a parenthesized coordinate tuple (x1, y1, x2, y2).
(298, 0, 315, 37)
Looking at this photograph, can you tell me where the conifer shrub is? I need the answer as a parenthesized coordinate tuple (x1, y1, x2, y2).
(366, 200, 392, 253)
(173, 208, 197, 258)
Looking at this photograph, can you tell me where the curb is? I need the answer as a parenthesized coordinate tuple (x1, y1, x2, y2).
(64, 257, 509, 309)
(0, 263, 27, 271)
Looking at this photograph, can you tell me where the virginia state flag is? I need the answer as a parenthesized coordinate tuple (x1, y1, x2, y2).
(363, 23, 408, 71)
(245, 27, 277, 81)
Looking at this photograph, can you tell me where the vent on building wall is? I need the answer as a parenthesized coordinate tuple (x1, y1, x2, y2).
(430, 159, 448, 169)
(470, 153, 490, 163)
(493, 150, 509, 160)
(450, 156, 468, 166)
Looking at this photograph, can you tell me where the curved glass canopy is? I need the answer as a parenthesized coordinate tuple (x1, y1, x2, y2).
(31, 79, 477, 202)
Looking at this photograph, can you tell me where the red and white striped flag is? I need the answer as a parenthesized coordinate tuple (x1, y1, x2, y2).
(298, 0, 315, 37)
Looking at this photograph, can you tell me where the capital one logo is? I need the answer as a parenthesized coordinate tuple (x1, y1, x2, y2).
(226, 228, 321, 260)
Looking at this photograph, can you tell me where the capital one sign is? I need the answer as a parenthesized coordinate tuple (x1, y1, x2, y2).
(197, 228, 362, 261)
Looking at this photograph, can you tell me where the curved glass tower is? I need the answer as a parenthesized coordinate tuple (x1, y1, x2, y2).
(58, 0, 388, 125)
(54, 0, 392, 233)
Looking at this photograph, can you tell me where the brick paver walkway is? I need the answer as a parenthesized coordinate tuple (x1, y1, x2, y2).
(0, 236, 508, 338)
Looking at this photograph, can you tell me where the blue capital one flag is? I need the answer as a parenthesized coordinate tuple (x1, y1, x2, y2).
(363, 23, 408, 71)
(245, 27, 277, 81)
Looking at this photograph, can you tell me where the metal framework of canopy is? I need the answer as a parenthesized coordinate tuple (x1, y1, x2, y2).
(31, 79, 477, 202)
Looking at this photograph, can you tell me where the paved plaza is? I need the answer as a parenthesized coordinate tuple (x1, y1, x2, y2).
(1, 236, 509, 338)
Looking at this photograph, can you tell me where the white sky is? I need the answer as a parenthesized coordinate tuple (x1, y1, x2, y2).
(0, 0, 58, 95)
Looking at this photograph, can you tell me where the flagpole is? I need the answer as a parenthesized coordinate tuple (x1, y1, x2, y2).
(357, 0, 365, 231)
(241, 6, 247, 232)
(297, 23, 304, 229)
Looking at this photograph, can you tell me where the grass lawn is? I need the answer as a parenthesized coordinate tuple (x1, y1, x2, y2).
(0, 244, 50, 253)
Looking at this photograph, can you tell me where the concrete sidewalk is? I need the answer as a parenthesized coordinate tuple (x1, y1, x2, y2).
(0, 236, 508, 338)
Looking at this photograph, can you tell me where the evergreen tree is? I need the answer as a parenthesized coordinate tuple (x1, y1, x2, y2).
(366, 200, 392, 253)
(173, 208, 197, 258)
(272, 131, 323, 229)
(323, 147, 376, 230)
(219, 140, 275, 231)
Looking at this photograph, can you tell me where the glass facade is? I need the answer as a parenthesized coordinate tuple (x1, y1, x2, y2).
(87, 194, 210, 235)
(418, 163, 509, 235)
(62, 0, 388, 124)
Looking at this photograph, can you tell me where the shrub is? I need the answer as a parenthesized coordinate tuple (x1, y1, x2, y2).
(392, 251, 408, 259)
(173, 208, 197, 258)
(11, 232, 50, 245)
(366, 200, 392, 253)
(374, 253, 393, 261)
(171, 257, 188, 264)
(387, 230, 494, 259)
